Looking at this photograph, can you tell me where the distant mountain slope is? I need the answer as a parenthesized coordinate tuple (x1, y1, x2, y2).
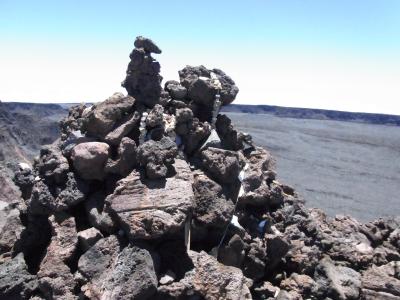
(222, 104, 400, 126)
(0, 102, 68, 202)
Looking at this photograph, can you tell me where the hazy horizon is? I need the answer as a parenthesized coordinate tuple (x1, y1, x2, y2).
(1, 0, 399, 115)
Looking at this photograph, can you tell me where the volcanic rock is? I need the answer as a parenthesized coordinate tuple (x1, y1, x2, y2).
(122, 37, 162, 107)
(165, 80, 187, 100)
(106, 159, 194, 240)
(134, 35, 162, 54)
(71, 142, 109, 180)
(158, 250, 252, 300)
(78, 235, 157, 299)
(137, 136, 177, 179)
(201, 147, 242, 184)
(4, 35, 400, 300)
(82, 93, 135, 139)
(0, 202, 23, 258)
(313, 256, 362, 299)
(105, 137, 138, 177)
(0, 253, 38, 299)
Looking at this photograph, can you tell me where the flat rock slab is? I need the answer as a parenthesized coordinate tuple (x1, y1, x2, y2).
(106, 159, 194, 240)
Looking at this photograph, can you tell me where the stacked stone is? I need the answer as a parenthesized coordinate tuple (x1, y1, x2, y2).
(122, 36, 163, 108)
(1, 36, 399, 300)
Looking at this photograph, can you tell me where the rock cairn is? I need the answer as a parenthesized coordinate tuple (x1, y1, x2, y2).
(1, 36, 399, 300)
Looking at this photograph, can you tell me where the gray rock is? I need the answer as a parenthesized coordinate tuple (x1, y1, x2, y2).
(82, 92, 135, 139)
(78, 227, 103, 252)
(314, 256, 362, 300)
(105, 137, 138, 177)
(0, 253, 38, 299)
(218, 234, 246, 268)
(0, 202, 23, 257)
(105, 159, 194, 240)
(146, 104, 164, 128)
(28, 172, 88, 214)
(134, 36, 162, 54)
(165, 80, 187, 100)
(103, 246, 157, 299)
(36, 145, 69, 184)
(84, 191, 115, 234)
(137, 136, 177, 179)
(37, 213, 78, 299)
(201, 147, 242, 184)
(78, 236, 120, 298)
(187, 77, 218, 107)
(243, 238, 267, 280)
(211, 68, 239, 105)
(175, 107, 193, 124)
(192, 170, 234, 228)
(104, 111, 141, 145)
(123, 46, 162, 108)
(183, 118, 211, 154)
(79, 236, 157, 299)
(71, 142, 110, 180)
(158, 250, 252, 300)
(179, 65, 238, 106)
(361, 261, 400, 298)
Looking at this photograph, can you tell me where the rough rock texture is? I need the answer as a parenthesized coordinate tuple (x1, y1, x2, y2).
(122, 37, 162, 108)
(37, 213, 78, 299)
(137, 136, 177, 179)
(106, 159, 194, 240)
(0, 202, 23, 258)
(0, 253, 38, 299)
(3, 36, 399, 300)
(71, 142, 110, 180)
(82, 92, 135, 139)
(158, 250, 252, 300)
(79, 236, 157, 299)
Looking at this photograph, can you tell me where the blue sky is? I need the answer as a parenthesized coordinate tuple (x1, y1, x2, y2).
(1, 0, 399, 114)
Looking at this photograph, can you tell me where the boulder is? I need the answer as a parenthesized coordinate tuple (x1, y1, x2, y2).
(104, 111, 141, 145)
(106, 159, 194, 240)
(79, 236, 157, 299)
(192, 170, 234, 229)
(0, 202, 23, 257)
(361, 261, 400, 298)
(165, 80, 187, 100)
(158, 250, 252, 300)
(201, 147, 242, 184)
(37, 213, 78, 299)
(134, 35, 162, 54)
(137, 136, 177, 179)
(179, 65, 238, 106)
(28, 172, 88, 214)
(71, 142, 110, 180)
(313, 256, 362, 300)
(218, 234, 246, 268)
(0, 253, 38, 299)
(123, 42, 162, 107)
(105, 137, 138, 177)
(36, 145, 69, 184)
(82, 92, 135, 139)
(84, 191, 115, 234)
(77, 227, 103, 252)
(146, 104, 164, 128)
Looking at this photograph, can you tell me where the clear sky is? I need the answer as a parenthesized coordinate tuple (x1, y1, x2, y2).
(1, 0, 399, 114)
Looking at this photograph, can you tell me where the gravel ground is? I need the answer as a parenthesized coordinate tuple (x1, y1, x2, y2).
(226, 112, 400, 222)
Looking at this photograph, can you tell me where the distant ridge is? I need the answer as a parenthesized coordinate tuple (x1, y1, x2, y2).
(2, 101, 399, 126)
(222, 104, 400, 126)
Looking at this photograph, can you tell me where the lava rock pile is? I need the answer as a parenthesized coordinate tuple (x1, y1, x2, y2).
(1, 36, 399, 300)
